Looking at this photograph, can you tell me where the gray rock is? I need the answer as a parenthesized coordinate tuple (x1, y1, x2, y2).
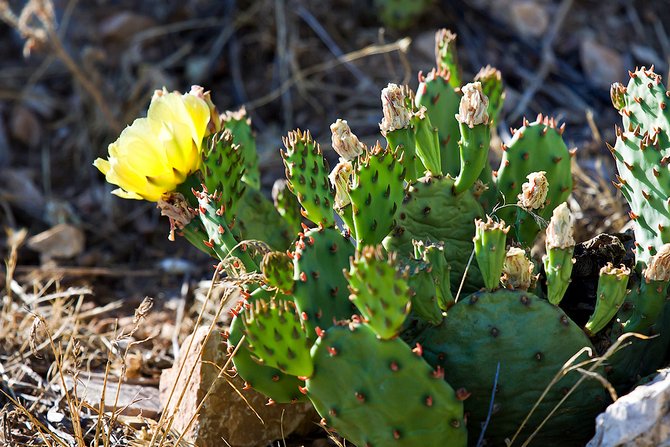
(588, 369, 670, 446)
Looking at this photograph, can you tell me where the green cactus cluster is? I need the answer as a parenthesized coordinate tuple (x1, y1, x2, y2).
(101, 29, 670, 447)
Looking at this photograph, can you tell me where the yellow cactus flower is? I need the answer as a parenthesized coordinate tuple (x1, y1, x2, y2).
(94, 88, 211, 201)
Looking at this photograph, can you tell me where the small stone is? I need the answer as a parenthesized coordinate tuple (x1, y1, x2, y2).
(9, 105, 41, 148)
(27, 223, 85, 259)
(64, 376, 161, 418)
(580, 38, 625, 89)
(510, 1, 549, 37)
(159, 327, 317, 447)
(100, 12, 156, 41)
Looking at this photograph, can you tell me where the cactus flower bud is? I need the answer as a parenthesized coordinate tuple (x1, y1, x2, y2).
(330, 119, 365, 161)
(610, 82, 626, 111)
(517, 171, 548, 210)
(380, 83, 412, 134)
(329, 159, 353, 209)
(644, 244, 670, 282)
(456, 82, 489, 128)
(502, 247, 534, 290)
(546, 202, 575, 249)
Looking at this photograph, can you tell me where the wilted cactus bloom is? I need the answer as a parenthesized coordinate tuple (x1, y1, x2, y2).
(644, 244, 670, 282)
(380, 83, 411, 134)
(517, 171, 548, 210)
(502, 247, 534, 290)
(546, 202, 575, 249)
(156, 192, 195, 241)
(94, 88, 210, 201)
(330, 119, 365, 161)
(329, 159, 353, 209)
(456, 82, 489, 128)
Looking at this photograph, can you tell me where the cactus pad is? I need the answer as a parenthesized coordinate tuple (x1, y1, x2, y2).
(385, 173, 484, 294)
(346, 246, 411, 339)
(419, 289, 606, 446)
(307, 323, 467, 447)
(281, 129, 335, 227)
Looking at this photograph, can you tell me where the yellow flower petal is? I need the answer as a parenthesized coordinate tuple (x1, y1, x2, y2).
(97, 89, 211, 202)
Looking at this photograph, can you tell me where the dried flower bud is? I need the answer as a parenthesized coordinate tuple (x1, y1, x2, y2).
(518, 171, 548, 210)
(610, 82, 626, 111)
(329, 160, 353, 209)
(380, 83, 411, 134)
(330, 119, 365, 160)
(456, 82, 489, 128)
(601, 262, 630, 280)
(502, 247, 534, 290)
(644, 244, 670, 282)
(157, 192, 195, 241)
(546, 202, 574, 249)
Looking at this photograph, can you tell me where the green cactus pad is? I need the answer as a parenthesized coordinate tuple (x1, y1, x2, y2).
(384, 174, 484, 294)
(195, 189, 257, 271)
(385, 126, 420, 182)
(418, 289, 606, 446)
(397, 256, 444, 325)
(610, 67, 670, 265)
(261, 251, 294, 293)
(236, 188, 294, 251)
(349, 143, 405, 246)
(222, 108, 260, 190)
(346, 246, 411, 339)
(414, 240, 454, 310)
(307, 323, 467, 447)
(228, 288, 307, 403)
(201, 130, 246, 217)
(272, 178, 302, 234)
(281, 129, 335, 227)
(292, 227, 356, 336)
(243, 299, 313, 377)
(622, 279, 669, 334)
(474, 216, 510, 291)
(585, 264, 630, 336)
(415, 70, 461, 176)
(543, 246, 575, 306)
(494, 116, 572, 245)
(412, 109, 443, 175)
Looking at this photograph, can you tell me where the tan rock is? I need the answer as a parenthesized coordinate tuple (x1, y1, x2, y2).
(580, 38, 625, 89)
(64, 376, 161, 419)
(510, 1, 549, 37)
(159, 327, 317, 447)
(27, 223, 85, 259)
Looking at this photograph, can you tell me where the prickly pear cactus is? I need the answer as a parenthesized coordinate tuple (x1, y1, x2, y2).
(610, 67, 670, 266)
(385, 173, 484, 294)
(292, 227, 355, 336)
(419, 289, 606, 446)
(307, 322, 467, 447)
(228, 288, 307, 404)
(494, 116, 573, 245)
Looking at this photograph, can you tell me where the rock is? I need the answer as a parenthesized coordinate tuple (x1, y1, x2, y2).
(159, 327, 317, 447)
(27, 223, 85, 259)
(64, 376, 161, 419)
(510, 1, 549, 37)
(588, 369, 670, 446)
(9, 105, 41, 149)
(580, 38, 625, 89)
(100, 12, 156, 41)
